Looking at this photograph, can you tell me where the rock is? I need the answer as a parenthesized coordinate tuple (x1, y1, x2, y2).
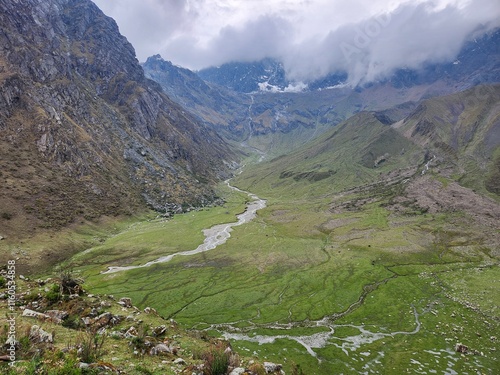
(144, 306, 157, 314)
(79, 362, 90, 369)
(118, 297, 132, 308)
(81, 317, 93, 326)
(29, 325, 53, 343)
(100, 301, 112, 308)
(173, 357, 186, 365)
(455, 343, 468, 354)
(150, 343, 172, 356)
(22, 308, 50, 321)
(0, 236, 4, 240)
(153, 325, 167, 336)
(229, 368, 247, 375)
(95, 312, 113, 327)
(263, 362, 283, 373)
(125, 326, 138, 338)
(46, 310, 69, 324)
(19, 275, 26, 280)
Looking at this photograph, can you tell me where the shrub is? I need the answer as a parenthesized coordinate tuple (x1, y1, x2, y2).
(77, 330, 106, 363)
(203, 344, 230, 375)
(45, 283, 61, 304)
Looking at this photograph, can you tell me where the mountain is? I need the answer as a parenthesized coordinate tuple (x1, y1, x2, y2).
(143, 29, 499, 156)
(197, 28, 500, 93)
(0, 0, 234, 240)
(197, 58, 289, 93)
(235, 84, 500, 198)
(142, 55, 250, 139)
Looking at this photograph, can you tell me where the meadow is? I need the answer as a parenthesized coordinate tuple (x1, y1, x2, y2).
(64, 175, 500, 374)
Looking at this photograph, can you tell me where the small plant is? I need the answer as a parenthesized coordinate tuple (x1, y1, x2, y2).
(291, 362, 306, 375)
(247, 363, 266, 375)
(60, 269, 83, 295)
(0, 276, 6, 288)
(202, 343, 230, 375)
(77, 330, 106, 364)
(45, 283, 61, 304)
(1, 212, 13, 220)
(62, 314, 83, 330)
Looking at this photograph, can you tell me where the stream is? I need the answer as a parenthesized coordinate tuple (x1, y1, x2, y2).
(103, 181, 266, 274)
(213, 305, 422, 361)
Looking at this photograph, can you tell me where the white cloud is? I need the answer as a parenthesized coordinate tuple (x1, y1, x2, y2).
(92, 0, 500, 83)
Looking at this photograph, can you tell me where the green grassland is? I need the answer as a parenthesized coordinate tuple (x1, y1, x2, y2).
(57, 86, 500, 373)
(61, 174, 499, 374)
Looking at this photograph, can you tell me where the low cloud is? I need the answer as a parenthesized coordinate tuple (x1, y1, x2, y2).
(93, 0, 500, 84)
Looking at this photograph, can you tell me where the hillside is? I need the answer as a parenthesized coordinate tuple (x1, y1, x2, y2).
(0, 0, 234, 247)
(143, 29, 500, 157)
(235, 84, 500, 196)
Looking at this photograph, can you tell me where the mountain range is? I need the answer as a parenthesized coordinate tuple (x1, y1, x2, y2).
(142, 28, 500, 153)
(1, 0, 498, 242)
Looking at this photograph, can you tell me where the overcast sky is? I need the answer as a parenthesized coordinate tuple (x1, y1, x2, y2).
(92, 0, 500, 84)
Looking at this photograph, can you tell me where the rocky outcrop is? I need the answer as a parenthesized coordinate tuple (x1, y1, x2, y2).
(0, 0, 235, 240)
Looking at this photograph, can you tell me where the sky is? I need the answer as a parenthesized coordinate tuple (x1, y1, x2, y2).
(92, 0, 500, 85)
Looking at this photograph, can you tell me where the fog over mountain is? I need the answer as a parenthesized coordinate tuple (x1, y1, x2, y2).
(93, 0, 500, 85)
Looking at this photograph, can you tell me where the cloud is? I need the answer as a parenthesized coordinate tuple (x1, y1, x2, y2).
(92, 0, 500, 84)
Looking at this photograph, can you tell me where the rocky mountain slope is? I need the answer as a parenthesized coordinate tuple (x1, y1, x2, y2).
(237, 84, 500, 196)
(0, 0, 234, 241)
(143, 29, 499, 154)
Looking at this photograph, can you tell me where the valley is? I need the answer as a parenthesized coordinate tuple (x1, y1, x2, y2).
(1, 1, 499, 374)
(57, 155, 499, 374)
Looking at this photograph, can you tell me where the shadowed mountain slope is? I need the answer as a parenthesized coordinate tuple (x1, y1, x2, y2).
(0, 0, 234, 240)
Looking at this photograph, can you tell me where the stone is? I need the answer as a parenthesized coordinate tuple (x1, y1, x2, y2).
(455, 343, 468, 354)
(144, 306, 157, 314)
(229, 368, 247, 375)
(29, 325, 53, 343)
(22, 308, 50, 321)
(81, 317, 93, 326)
(173, 357, 186, 365)
(153, 325, 167, 336)
(46, 310, 69, 324)
(263, 362, 283, 373)
(150, 343, 172, 356)
(95, 312, 113, 327)
(125, 326, 138, 338)
(118, 297, 132, 308)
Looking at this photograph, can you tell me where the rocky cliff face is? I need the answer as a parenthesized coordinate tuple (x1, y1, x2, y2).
(0, 0, 234, 238)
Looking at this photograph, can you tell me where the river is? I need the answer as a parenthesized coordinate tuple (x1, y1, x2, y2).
(103, 181, 266, 274)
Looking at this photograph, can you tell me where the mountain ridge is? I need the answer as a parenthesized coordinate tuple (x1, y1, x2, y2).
(0, 0, 234, 241)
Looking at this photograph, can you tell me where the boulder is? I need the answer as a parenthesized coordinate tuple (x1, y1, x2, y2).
(118, 297, 132, 308)
(153, 325, 167, 336)
(229, 368, 247, 375)
(125, 326, 138, 338)
(95, 312, 113, 327)
(144, 306, 157, 314)
(263, 362, 283, 373)
(29, 325, 53, 343)
(150, 343, 172, 356)
(22, 308, 50, 321)
(46, 310, 69, 324)
(173, 357, 186, 365)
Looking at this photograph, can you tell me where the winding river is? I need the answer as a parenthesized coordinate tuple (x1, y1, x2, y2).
(103, 182, 266, 274)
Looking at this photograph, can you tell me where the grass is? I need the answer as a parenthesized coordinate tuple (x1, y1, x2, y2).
(53, 145, 499, 374)
(60, 196, 498, 374)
